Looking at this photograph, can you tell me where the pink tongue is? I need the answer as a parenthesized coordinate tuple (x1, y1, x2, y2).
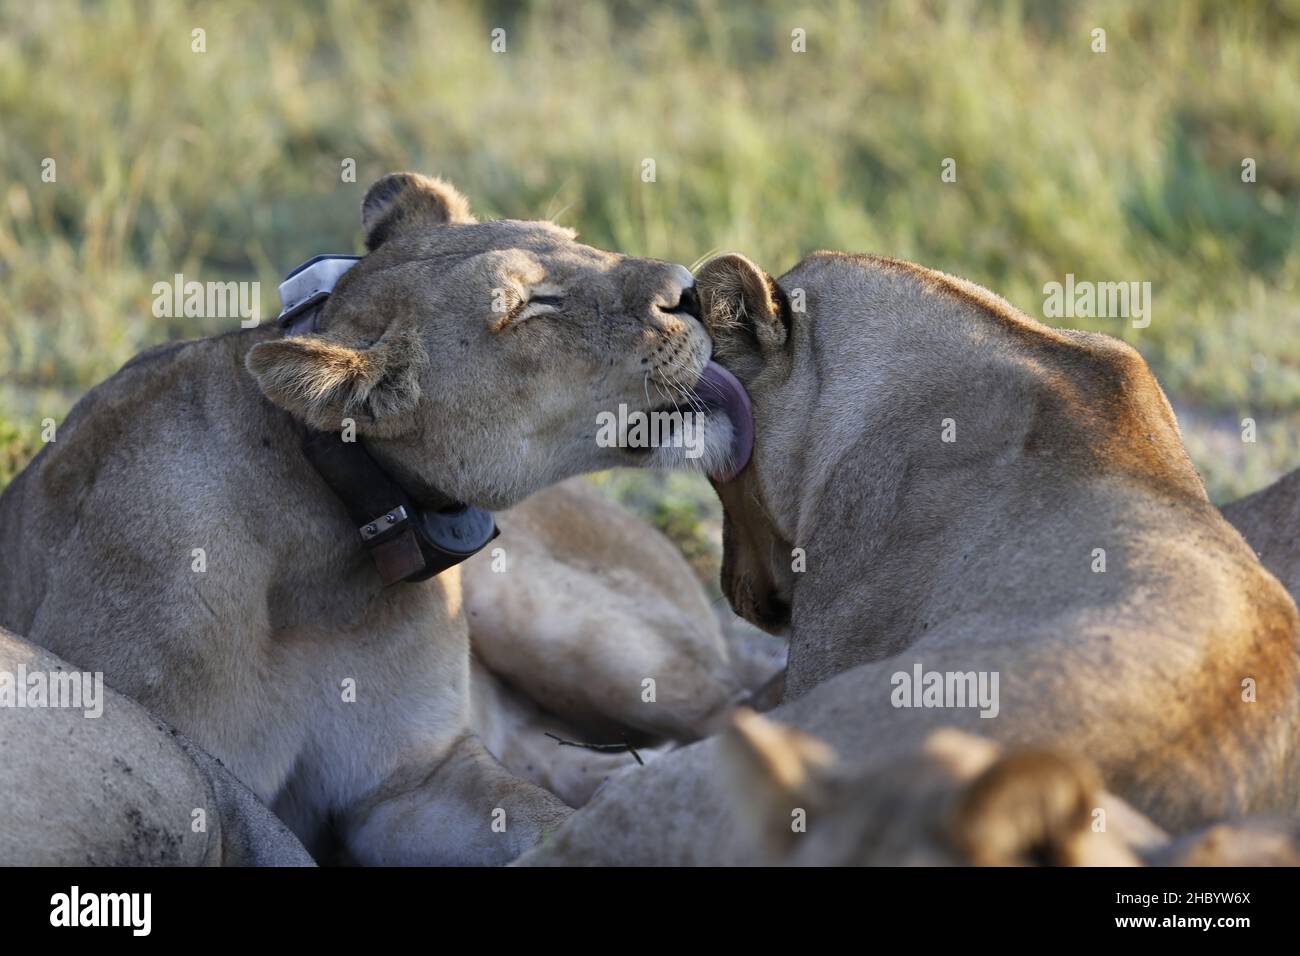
(692, 361, 754, 482)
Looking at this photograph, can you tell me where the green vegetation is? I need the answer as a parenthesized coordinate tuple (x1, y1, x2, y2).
(3, 0, 1297, 562)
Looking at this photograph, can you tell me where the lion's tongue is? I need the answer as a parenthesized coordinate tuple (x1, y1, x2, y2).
(692, 361, 754, 483)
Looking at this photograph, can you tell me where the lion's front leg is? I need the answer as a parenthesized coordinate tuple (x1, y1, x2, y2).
(339, 734, 572, 866)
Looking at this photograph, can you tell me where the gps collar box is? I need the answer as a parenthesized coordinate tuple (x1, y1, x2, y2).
(277, 254, 498, 585)
(277, 254, 364, 336)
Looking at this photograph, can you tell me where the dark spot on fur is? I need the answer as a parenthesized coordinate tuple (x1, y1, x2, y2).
(123, 807, 185, 864)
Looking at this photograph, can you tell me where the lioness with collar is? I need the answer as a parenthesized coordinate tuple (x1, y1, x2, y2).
(0, 173, 750, 865)
(522, 251, 1300, 864)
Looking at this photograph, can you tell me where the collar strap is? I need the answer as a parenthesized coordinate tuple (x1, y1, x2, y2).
(302, 429, 497, 585)
(279, 254, 498, 585)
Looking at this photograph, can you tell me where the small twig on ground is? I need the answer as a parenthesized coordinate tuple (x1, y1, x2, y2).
(544, 732, 644, 765)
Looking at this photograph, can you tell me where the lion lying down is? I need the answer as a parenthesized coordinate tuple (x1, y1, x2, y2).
(520, 250, 1300, 865)
(464, 478, 781, 807)
(0, 625, 314, 866)
(718, 708, 1299, 866)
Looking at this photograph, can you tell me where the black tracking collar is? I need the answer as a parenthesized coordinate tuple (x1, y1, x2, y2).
(278, 254, 498, 585)
(302, 429, 498, 585)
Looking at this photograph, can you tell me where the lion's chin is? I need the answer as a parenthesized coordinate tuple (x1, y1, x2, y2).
(645, 412, 742, 481)
(726, 577, 792, 636)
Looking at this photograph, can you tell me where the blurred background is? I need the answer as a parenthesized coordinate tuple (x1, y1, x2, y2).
(2, 0, 1298, 592)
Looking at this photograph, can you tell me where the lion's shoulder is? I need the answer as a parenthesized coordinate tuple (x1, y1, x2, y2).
(30, 328, 279, 511)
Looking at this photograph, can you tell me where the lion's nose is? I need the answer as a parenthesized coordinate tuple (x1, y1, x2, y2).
(664, 284, 700, 319)
(655, 263, 699, 318)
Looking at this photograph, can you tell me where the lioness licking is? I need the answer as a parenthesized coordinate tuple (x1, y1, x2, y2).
(0, 173, 749, 865)
(520, 251, 1300, 865)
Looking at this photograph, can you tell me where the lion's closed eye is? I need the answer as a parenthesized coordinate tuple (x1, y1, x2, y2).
(508, 283, 565, 325)
(488, 281, 564, 332)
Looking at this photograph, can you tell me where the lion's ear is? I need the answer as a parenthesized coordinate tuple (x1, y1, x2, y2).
(361, 172, 476, 250)
(949, 749, 1104, 866)
(696, 253, 788, 357)
(721, 708, 836, 852)
(246, 325, 425, 432)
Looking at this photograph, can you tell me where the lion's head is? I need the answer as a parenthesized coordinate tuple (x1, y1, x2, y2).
(722, 710, 1133, 866)
(247, 172, 748, 509)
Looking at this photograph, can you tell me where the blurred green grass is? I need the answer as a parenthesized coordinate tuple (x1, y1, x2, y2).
(2, 0, 1298, 576)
